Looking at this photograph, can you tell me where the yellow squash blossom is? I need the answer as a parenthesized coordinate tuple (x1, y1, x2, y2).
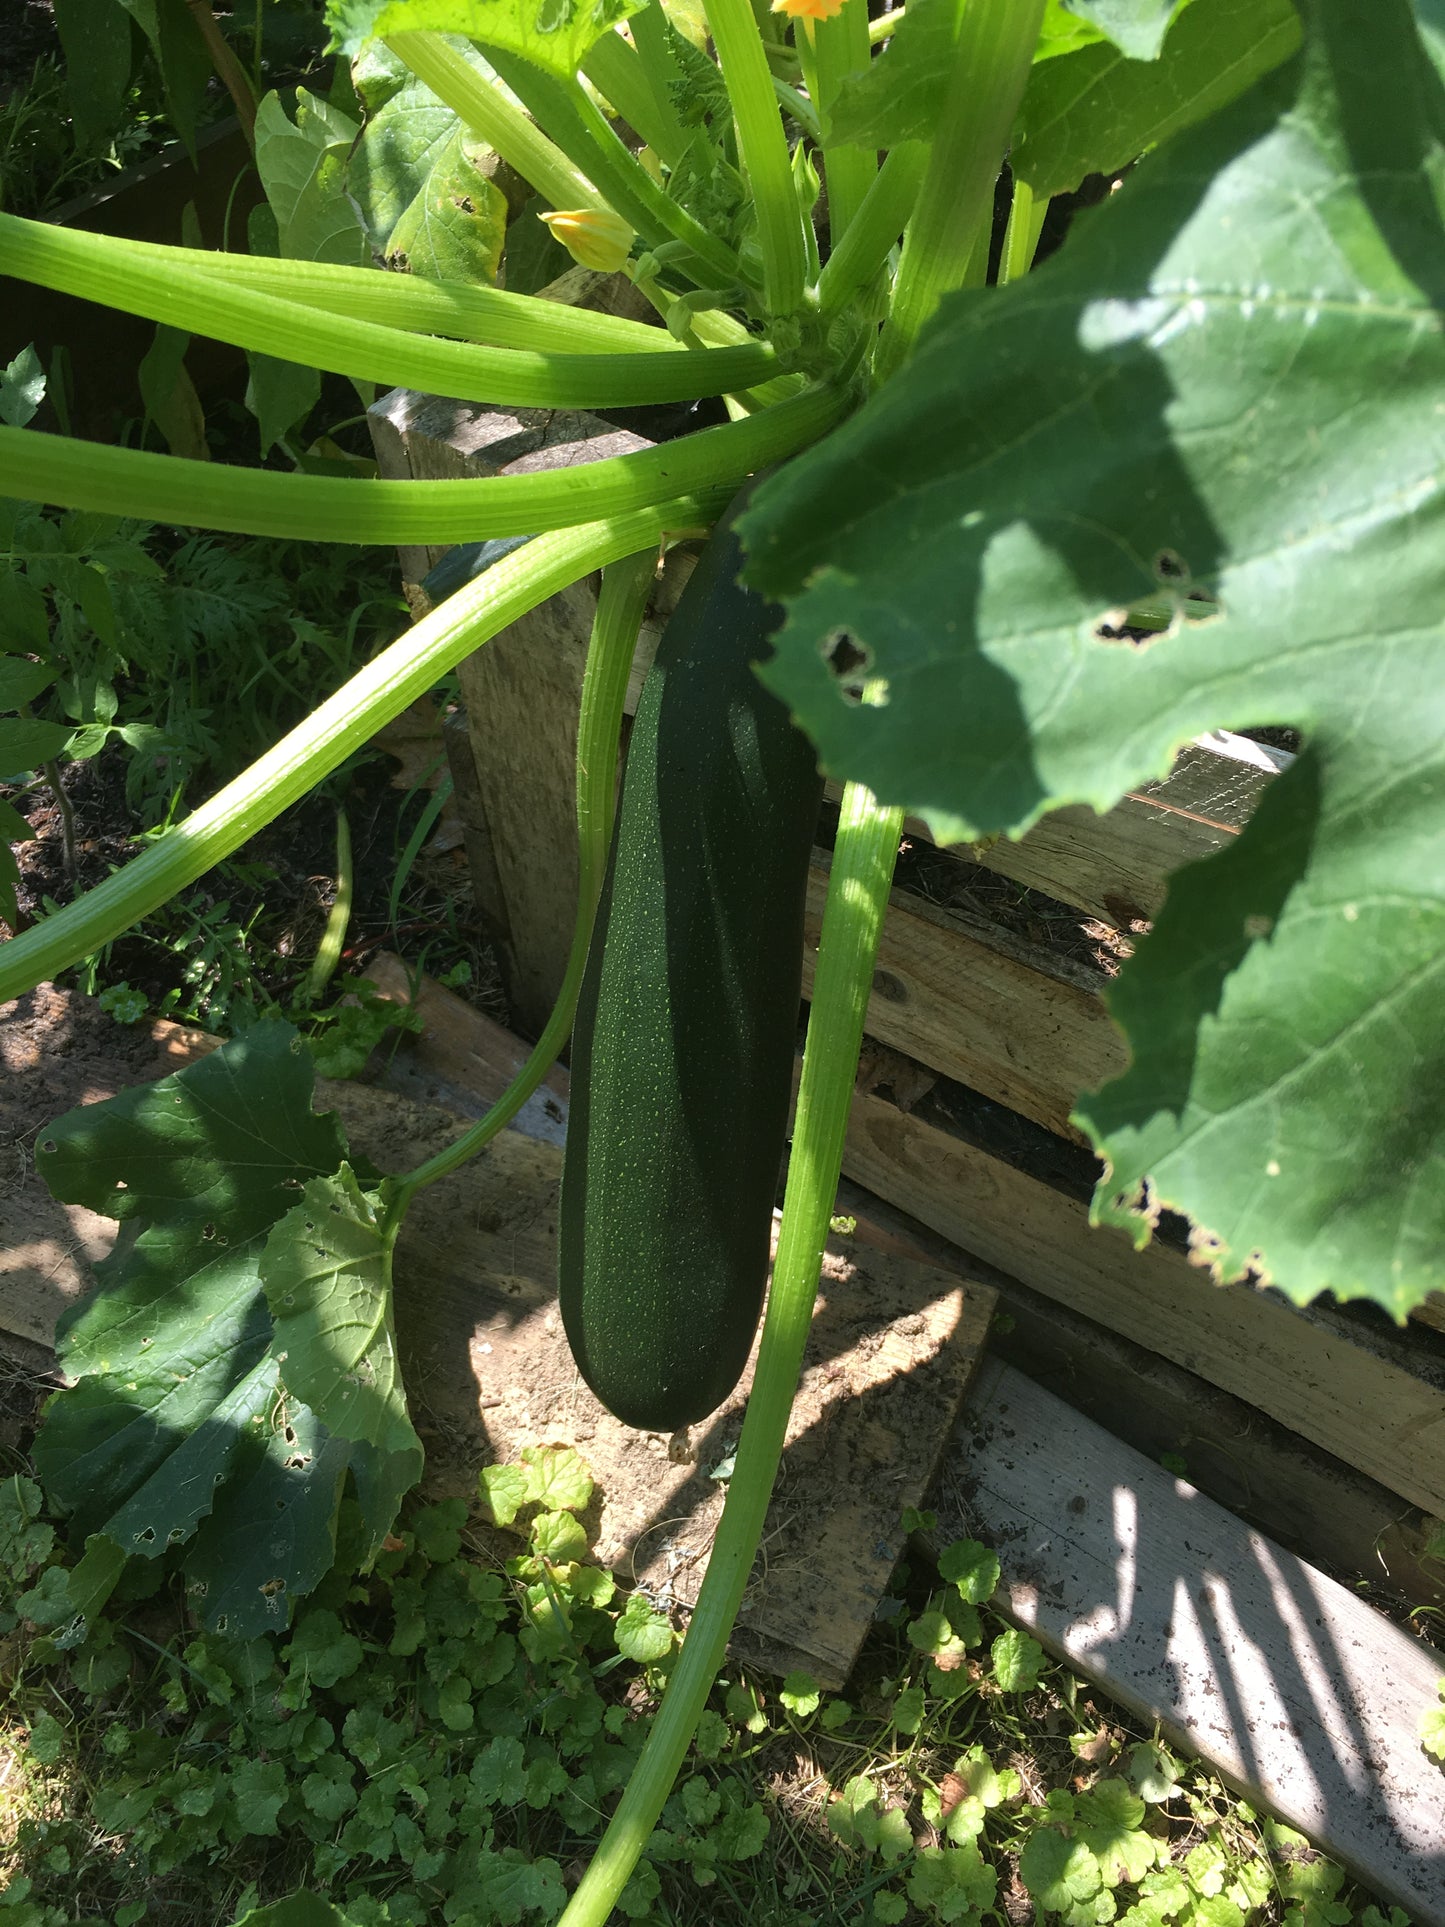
(537, 208, 637, 274)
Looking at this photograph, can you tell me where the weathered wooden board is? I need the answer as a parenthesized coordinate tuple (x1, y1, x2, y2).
(804, 854, 1124, 1144)
(935, 1360, 1445, 1927)
(839, 1082, 1445, 1520)
(839, 1176, 1444, 1610)
(1, 984, 995, 1688)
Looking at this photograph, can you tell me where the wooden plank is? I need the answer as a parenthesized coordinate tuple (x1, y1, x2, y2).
(839, 1082, 1445, 1519)
(838, 1178, 1444, 1609)
(936, 1361, 1445, 1927)
(804, 855, 1124, 1143)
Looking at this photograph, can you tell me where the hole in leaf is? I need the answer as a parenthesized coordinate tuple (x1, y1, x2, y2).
(820, 630, 870, 704)
(39, 1140, 56, 1155)
(1154, 548, 1188, 581)
(136, 1528, 156, 1545)
(303, 1221, 315, 1233)
(201, 1223, 217, 1240)
(216, 1614, 228, 1631)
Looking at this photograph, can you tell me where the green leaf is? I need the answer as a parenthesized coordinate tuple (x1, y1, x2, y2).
(874, 1893, 909, 1926)
(955, 1743, 1021, 1807)
(938, 1537, 1000, 1603)
(892, 1683, 926, 1733)
(286, 1607, 364, 1688)
(615, 1590, 674, 1662)
(27, 1708, 66, 1766)
(1062, 0, 1181, 60)
(52, 0, 135, 154)
(0, 574, 50, 655)
(260, 1162, 423, 1470)
(0, 1475, 55, 1577)
(302, 1753, 358, 1821)
(0, 716, 70, 771)
(0, 659, 54, 709)
(254, 91, 371, 267)
(0, 347, 46, 429)
(908, 1843, 999, 1923)
(827, 0, 963, 148)
(245, 352, 321, 458)
(230, 1757, 289, 1835)
(780, 1670, 821, 1717)
(385, 129, 509, 282)
(467, 1846, 566, 1923)
(1076, 1779, 1156, 1885)
(413, 1495, 468, 1562)
(480, 1462, 530, 1527)
(1126, 1740, 1181, 1802)
(327, 0, 646, 79)
(1422, 1685, 1445, 1760)
(1013, 0, 1300, 201)
(235, 1890, 359, 1926)
(520, 1442, 593, 1512)
(29, 1023, 390, 1635)
(1022, 1828, 1104, 1912)
(744, 0, 1445, 1321)
(991, 1628, 1045, 1691)
(529, 1508, 587, 1564)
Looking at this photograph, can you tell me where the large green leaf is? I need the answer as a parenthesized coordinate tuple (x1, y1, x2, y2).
(32, 1024, 421, 1632)
(741, 0, 1445, 1318)
(1060, 0, 1184, 60)
(327, 0, 645, 82)
(1012, 0, 1300, 202)
(346, 74, 508, 279)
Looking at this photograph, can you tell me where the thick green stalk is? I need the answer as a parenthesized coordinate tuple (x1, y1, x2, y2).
(0, 382, 846, 543)
(627, 0, 690, 154)
(387, 549, 657, 1210)
(583, 27, 687, 166)
(816, 141, 927, 319)
(0, 505, 721, 1003)
(999, 174, 1048, 285)
(106, 241, 694, 355)
(874, 0, 1046, 383)
(556, 780, 905, 1927)
(0, 214, 776, 409)
(813, 3, 875, 245)
(385, 31, 603, 210)
(707, 0, 808, 314)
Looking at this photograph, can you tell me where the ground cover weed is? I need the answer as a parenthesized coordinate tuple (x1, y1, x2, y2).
(0, 1463, 1401, 1927)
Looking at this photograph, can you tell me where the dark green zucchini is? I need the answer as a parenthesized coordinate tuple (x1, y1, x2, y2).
(558, 495, 823, 1431)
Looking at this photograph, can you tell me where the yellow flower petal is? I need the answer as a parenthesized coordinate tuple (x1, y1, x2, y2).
(771, 0, 848, 19)
(537, 208, 637, 274)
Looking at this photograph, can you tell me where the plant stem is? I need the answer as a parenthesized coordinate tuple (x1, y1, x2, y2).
(0, 213, 778, 410)
(874, 0, 1046, 384)
(110, 240, 700, 355)
(627, 0, 690, 154)
(303, 808, 353, 1006)
(0, 382, 846, 544)
(582, 26, 687, 167)
(555, 778, 905, 1927)
(812, 3, 875, 245)
(815, 141, 926, 319)
(385, 31, 603, 211)
(0, 501, 727, 1003)
(184, 0, 258, 144)
(707, 0, 809, 314)
(869, 5, 905, 42)
(999, 173, 1048, 285)
(386, 549, 657, 1211)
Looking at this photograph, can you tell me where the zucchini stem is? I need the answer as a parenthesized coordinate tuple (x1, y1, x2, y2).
(554, 777, 905, 1927)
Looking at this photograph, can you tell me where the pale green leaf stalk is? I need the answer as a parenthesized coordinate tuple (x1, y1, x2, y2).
(0, 212, 776, 410)
(816, 140, 928, 319)
(999, 174, 1048, 284)
(875, 0, 1047, 382)
(303, 809, 354, 1006)
(812, 1, 877, 245)
(0, 502, 725, 1002)
(0, 382, 845, 542)
(555, 778, 906, 1927)
(386, 548, 659, 1213)
(706, 0, 810, 314)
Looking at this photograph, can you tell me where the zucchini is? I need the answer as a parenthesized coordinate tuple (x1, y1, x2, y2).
(558, 497, 823, 1431)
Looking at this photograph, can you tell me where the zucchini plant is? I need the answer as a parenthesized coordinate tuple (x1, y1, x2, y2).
(3, 0, 1443, 1920)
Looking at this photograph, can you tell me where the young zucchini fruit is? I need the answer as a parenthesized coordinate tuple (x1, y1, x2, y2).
(558, 497, 823, 1431)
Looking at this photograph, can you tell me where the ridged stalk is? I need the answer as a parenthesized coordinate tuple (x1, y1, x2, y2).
(388, 550, 658, 1209)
